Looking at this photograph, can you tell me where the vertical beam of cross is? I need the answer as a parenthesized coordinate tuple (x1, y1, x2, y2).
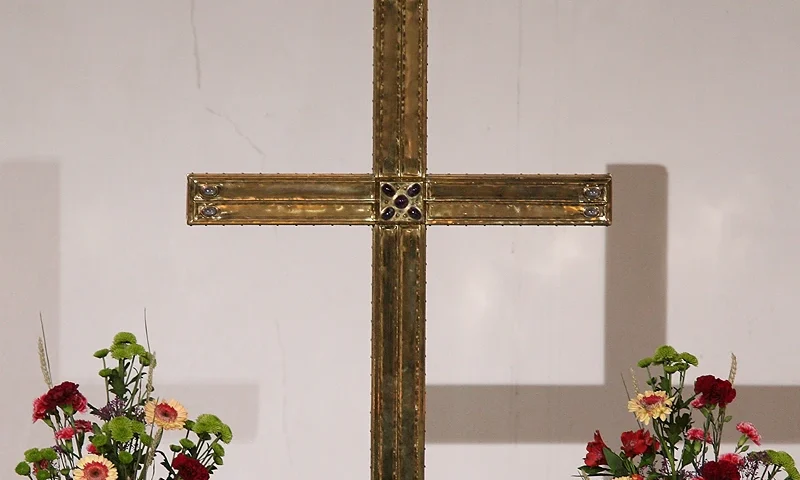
(186, 1, 611, 479)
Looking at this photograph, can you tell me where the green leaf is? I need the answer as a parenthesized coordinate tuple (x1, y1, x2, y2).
(640, 450, 656, 468)
(602, 447, 627, 476)
(681, 444, 696, 465)
(577, 466, 608, 475)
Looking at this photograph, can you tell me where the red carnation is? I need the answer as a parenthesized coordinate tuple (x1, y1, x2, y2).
(32, 395, 49, 422)
(172, 453, 210, 480)
(74, 420, 93, 433)
(45, 381, 81, 407)
(701, 460, 741, 480)
(33, 382, 88, 423)
(584, 430, 608, 467)
(620, 429, 659, 458)
(693, 375, 736, 408)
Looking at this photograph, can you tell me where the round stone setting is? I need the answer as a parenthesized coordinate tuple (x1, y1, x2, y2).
(406, 183, 422, 197)
(583, 206, 601, 218)
(407, 207, 422, 220)
(381, 207, 396, 220)
(584, 186, 603, 200)
(381, 184, 396, 197)
(201, 206, 218, 217)
(394, 195, 409, 209)
(200, 185, 219, 197)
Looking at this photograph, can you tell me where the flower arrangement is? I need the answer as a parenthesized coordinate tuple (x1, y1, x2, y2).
(577, 345, 799, 480)
(14, 329, 233, 480)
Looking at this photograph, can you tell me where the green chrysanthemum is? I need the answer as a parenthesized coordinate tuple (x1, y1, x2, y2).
(93, 348, 110, 358)
(113, 332, 137, 345)
(193, 414, 225, 435)
(652, 345, 678, 364)
(110, 344, 136, 360)
(212, 443, 226, 457)
(90, 434, 108, 447)
(41, 448, 57, 462)
(23, 448, 42, 463)
(119, 451, 134, 464)
(131, 420, 146, 436)
(220, 424, 233, 443)
(637, 357, 654, 368)
(679, 352, 699, 366)
(140, 433, 154, 447)
(14, 462, 31, 476)
(107, 417, 134, 443)
(179, 438, 196, 449)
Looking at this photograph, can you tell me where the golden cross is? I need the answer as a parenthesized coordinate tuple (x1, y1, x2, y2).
(185, 1, 611, 478)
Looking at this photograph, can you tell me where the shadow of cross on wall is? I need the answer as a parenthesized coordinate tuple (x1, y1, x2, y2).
(426, 164, 800, 445)
(0, 162, 259, 455)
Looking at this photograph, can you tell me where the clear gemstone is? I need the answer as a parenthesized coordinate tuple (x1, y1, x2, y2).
(585, 186, 602, 199)
(201, 206, 218, 217)
(584, 207, 600, 218)
(201, 185, 219, 197)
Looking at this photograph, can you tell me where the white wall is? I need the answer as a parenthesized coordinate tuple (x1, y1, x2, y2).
(2, 1, 799, 479)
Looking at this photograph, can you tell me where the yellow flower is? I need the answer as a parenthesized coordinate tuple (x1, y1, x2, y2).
(73, 454, 118, 480)
(627, 390, 673, 425)
(144, 399, 188, 430)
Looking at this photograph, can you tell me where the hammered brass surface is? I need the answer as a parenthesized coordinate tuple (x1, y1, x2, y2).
(187, 174, 375, 225)
(372, 225, 426, 480)
(426, 174, 611, 225)
(373, 0, 427, 178)
(186, 0, 612, 478)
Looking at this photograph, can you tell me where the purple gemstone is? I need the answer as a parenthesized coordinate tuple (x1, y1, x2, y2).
(407, 207, 422, 220)
(381, 207, 396, 220)
(406, 183, 422, 197)
(394, 195, 409, 209)
(381, 184, 395, 196)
